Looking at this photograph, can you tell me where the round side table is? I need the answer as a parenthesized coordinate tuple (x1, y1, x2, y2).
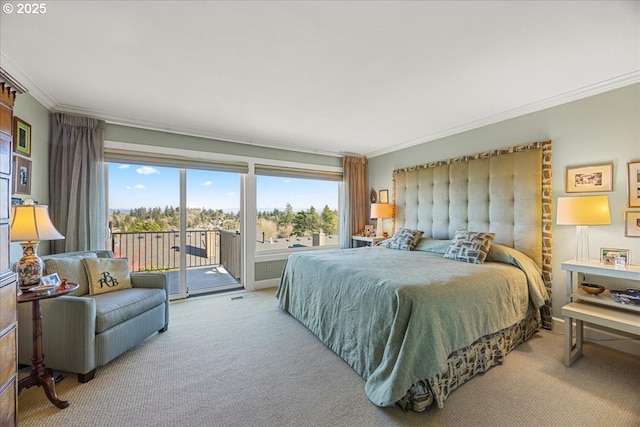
(17, 282, 79, 409)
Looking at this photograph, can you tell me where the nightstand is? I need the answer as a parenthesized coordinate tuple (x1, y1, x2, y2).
(561, 260, 640, 366)
(351, 235, 386, 247)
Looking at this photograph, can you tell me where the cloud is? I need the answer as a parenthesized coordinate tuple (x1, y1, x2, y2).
(136, 166, 159, 175)
(284, 179, 290, 183)
(125, 185, 132, 190)
(118, 164, 130, 169)
(227, 192, 236, 196)
(202, 180, 213, 186)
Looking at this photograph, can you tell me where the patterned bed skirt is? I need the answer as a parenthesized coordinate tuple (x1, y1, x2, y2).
(397, 309, 542, 411)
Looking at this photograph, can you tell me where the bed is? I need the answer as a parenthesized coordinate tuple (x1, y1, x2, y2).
(276, 141, 553, 411)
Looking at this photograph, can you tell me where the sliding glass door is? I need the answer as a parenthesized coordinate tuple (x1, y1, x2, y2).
(184, 169, 241, 296)
(107, 162, 242, 299)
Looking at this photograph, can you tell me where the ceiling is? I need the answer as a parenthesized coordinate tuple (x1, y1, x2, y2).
(1, 1, 638, 158)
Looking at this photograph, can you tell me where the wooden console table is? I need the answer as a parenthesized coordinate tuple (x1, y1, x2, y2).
(17, 283, 78, 409)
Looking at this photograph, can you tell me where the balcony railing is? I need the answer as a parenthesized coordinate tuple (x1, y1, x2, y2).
(111, 229, 224, 273)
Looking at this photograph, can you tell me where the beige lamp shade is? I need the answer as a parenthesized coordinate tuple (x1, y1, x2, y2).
(370, 203, 394, 219)
(556, 195, 611, 225)
(10, 205, 65, 241)
(11, 204, 64, 287)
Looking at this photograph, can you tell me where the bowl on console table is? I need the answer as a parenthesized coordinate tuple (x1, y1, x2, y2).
(578, 283, 605, 295)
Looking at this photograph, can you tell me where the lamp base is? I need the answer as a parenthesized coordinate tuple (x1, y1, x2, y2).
(17, 241, 43, 287)
(575, 225, 590, 263)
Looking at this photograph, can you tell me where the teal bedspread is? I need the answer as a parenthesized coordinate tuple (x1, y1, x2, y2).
(276, 245, 548, 407)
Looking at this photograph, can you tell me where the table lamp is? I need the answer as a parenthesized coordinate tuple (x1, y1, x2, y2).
(556, 195, 610, 263)
(370, 203, 394, 237)
(10, 204, 65, 287)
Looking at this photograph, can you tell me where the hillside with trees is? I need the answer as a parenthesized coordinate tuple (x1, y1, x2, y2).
(109, 203, 338, 240)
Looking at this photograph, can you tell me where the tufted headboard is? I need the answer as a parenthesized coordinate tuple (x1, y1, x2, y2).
(393, 141, 552, 325)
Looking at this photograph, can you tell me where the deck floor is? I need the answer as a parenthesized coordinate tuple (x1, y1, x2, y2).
(165, 265, 241, 296)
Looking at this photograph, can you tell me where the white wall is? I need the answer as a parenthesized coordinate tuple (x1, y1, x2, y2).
(368, 84, 640, 319)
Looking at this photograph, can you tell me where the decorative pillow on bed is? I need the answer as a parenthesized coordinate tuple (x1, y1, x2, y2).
(82, 258, 132, 295)
(414, 238, 452, 254)
(443, 230, 495, 264)
(377, 228, 424, 250)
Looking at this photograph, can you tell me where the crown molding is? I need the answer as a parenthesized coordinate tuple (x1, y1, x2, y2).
(0, 66, 27, 94)
(0, 53, 57, 109)
(366, 71, 640, 158)
(53, 103, 345, 159)
(4, 51, 637, 160)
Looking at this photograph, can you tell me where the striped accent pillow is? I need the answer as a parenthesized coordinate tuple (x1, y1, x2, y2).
(44, 253, 98, 296)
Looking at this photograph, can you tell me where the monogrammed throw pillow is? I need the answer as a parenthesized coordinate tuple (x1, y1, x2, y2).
(82, 258, 132, 295)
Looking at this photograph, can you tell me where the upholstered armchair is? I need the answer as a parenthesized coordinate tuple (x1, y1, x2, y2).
(17, 250, 169, 382)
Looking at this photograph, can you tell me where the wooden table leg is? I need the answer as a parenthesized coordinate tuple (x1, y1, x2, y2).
(18, 299, 69, 409)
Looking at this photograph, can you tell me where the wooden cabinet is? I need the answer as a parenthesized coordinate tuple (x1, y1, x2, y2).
(0, 75, 20, 427)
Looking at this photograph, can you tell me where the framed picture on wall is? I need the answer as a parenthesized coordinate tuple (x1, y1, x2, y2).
(13, 156, 31, 195)
(13, 117, 31, 157)
(566, 163, 613, 193)
(624, 211, 640, 238)
(628, 161, 640, 207)
(379, 189, 389, 204)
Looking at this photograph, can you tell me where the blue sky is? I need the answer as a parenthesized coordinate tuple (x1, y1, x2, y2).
(108, 163, 338, 212)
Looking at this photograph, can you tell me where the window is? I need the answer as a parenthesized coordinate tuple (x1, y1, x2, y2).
(256, 173, 340, 252)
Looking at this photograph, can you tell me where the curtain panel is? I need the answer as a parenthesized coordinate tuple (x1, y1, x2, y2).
(49, 113, 106, 253)
(339, 156, 368, 249)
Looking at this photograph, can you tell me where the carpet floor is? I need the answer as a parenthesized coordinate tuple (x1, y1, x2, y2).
(17, 289, 640, 426)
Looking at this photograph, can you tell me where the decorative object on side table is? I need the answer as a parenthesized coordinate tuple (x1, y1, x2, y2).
(609, 289, 640, 305)
(10, 203, 65, 288)
(578, 283, 605, 295)
(600, 247, 630, 265)
(556, 195, 611, 262)
(565, 162, 613, 193)
(363, 224, 374, 237)
(29, 273, 63, 295)
(628, 161, 640, 208)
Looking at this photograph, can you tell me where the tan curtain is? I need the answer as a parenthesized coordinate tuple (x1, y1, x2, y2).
(49, 113, 105, 253)
(340, 156, 368, 248)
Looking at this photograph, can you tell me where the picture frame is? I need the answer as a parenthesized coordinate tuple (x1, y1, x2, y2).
(600, 247, 630, 265)
(364, 224, 374, 237)
(13, 156, 31, 195)
(624, 211, 640, 238)
(379, 189, 389, 204)
(628, 161, 640, 208)
(40, 273, 61, 287)
(566, 163, 613, 193)
(11, 197, 22, 205)
(13, 117, 31, 157)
